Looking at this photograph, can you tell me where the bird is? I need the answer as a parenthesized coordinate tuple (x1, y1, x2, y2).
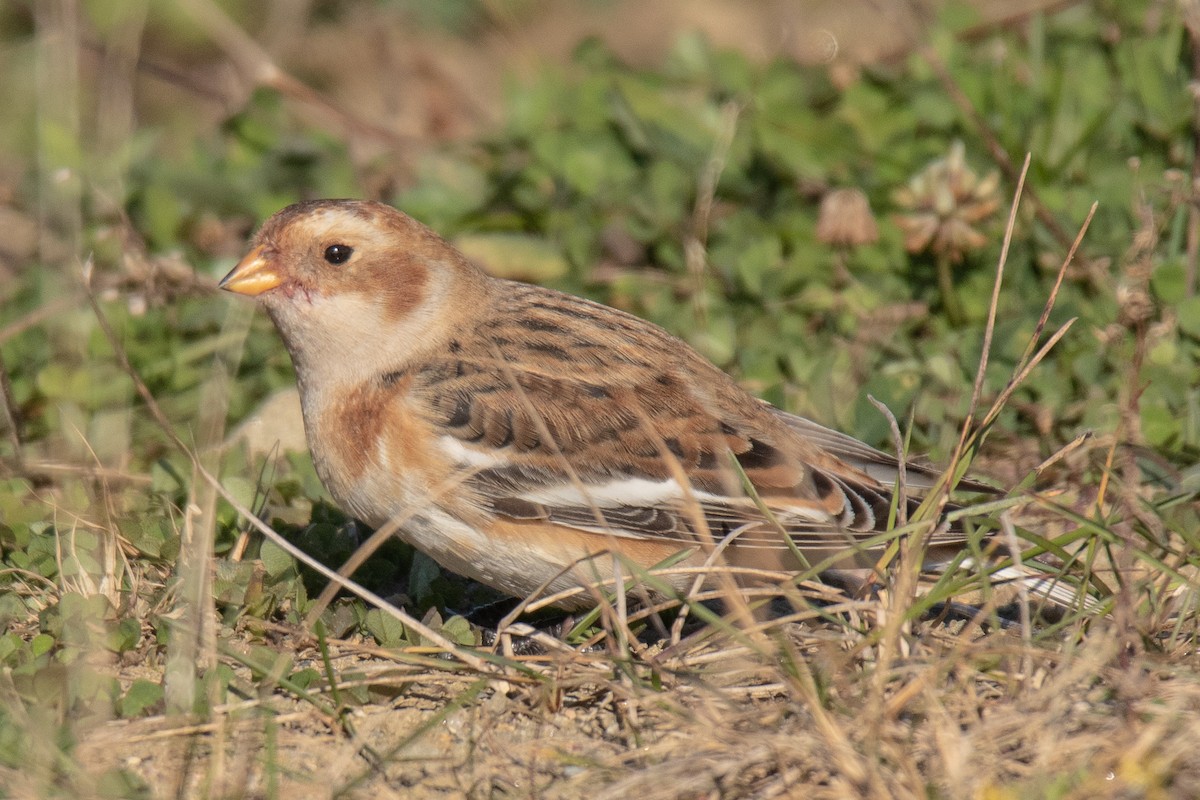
(218, 199, 1072, 612)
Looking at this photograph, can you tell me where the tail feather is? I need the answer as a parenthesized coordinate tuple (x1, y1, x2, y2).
(989, 564, 1102, 613)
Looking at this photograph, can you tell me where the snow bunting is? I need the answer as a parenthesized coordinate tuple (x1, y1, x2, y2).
(220, 199, 1052, 610)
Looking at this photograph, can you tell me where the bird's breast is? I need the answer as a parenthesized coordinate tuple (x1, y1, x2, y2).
(299, 374, 452, 526)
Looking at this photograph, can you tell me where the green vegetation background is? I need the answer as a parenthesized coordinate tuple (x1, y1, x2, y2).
(0, 0, 1198, 788)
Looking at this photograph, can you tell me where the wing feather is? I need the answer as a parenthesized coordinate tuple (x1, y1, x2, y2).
(410, 284, 979, 572)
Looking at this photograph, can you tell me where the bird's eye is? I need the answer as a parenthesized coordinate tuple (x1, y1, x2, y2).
(323, 244, 354, 265)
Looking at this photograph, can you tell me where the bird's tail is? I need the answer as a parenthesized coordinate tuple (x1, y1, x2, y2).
(986, 563, 1102, 613)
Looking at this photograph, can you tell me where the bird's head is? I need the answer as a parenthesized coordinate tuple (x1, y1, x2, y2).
(221, 199, 489, 386)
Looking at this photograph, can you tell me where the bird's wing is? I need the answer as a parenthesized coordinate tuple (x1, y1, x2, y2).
(770, 408, 999, 494)
(408, 288, 972, 569)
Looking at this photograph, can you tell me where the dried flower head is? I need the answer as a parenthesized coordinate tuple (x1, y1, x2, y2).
(1116, 282, 1155, 329)
(816, 188, 878, 247)
(893, 140, 1000, 263)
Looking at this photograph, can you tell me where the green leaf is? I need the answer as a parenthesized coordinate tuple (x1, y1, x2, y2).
(441, 615, 477, 647)
(393, 153, 489, 230)
(1152, 259, 1187, 304)
(107, 618, 142, 654)
(288, 667, 320, 690)
(453, 232, 569, 282)
(259, 538, 295, 579)
(0, 633, 21, 663)
(30, 633, 55, 662)
(1177, 296, 1200, 339)
(609, 76, 714, 169)
(363, 608, 407, 648)
(119, 680, 164, 718)
(212, 560, 257, 606)
(408, 552, 441, 604)
(222, 476, 259, 516)
(732, 234, 782, 296)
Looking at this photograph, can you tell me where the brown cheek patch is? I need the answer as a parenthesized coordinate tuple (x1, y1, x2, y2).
(353, 251, 429, 325)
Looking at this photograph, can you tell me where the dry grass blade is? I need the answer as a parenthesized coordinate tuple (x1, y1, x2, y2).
(999, 511, 1034, 681)
(777, 642, 872, 793)
(865, 157, 1104, 729)
(867, 394, 909, 528)
(918, 167, 1095, 516)
(215, 480, 494, 672)
(961, 154, 1031, 437)
(962, 205, 1094, 451)
(861, 156, 1037, 742)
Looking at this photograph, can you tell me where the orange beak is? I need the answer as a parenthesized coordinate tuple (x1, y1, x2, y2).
(219, 245, 283, 296)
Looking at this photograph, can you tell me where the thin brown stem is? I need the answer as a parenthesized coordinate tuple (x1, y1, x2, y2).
(935, 252, 965, 326)
(0, 349, 23, 471)
(1185, 0, 1200, 296)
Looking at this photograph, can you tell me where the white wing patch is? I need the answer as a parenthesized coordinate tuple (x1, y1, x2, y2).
(520, 476, 834, 525)
(437, 435, 505, 469)
(519, 477, 719, 509)
(437, 437, 848, 532)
